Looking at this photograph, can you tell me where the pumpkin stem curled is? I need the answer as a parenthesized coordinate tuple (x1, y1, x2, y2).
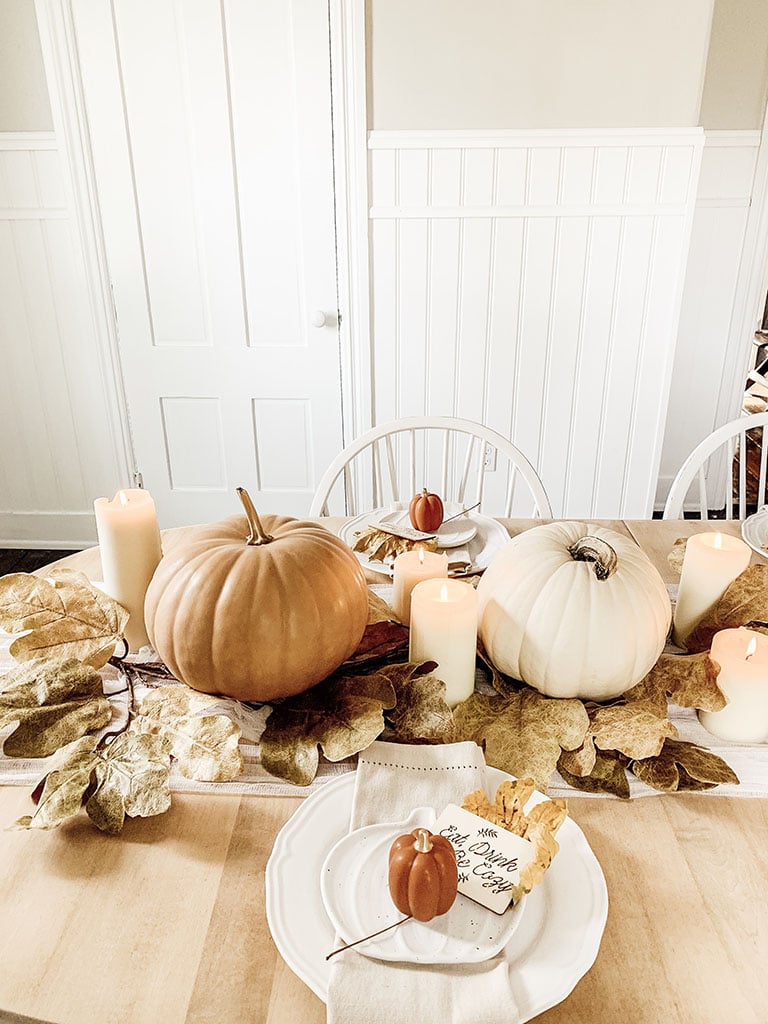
(414, 828, 434, 854)
(236, 487, 274, 546)
(568, 536, 618, 581)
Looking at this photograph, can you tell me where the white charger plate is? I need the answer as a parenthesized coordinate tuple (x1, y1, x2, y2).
(741, 506, 768, 558)
(320, 806, 526, 964)
(339, 508, 510, 576)
(379, 505, 478, 548)
(265, 767, 608, 1018)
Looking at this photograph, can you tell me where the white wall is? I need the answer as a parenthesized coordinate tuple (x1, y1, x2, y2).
(657, 132, 761, 506)
(368, 0, 713, 129)
(0, 0, 52, 129)
(0, 133, 128, 546)
(701, 0, 768, 129)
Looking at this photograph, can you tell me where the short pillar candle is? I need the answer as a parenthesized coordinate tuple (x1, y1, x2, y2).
(392, 547, 448, 625)
(409, 578, 478, 708)
(699, 628, 768, 742)
(672, 532, 751, 648)
(94, 488, 162, 652)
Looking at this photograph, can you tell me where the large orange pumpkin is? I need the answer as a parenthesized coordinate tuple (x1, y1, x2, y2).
(144, 488, 369, 702)
(388, 827, 458, 921)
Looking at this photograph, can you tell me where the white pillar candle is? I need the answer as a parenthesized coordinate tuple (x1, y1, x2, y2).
(93, 488, 162, 652)
(699, 628, 768, 742)
(672, 532, 751, 648)
(409, 578, 478, 708)
(391, 547, 448, 625)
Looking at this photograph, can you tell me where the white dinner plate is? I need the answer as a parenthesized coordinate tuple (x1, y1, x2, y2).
(339, 508, 510, 576)
(320, 805, 526, 964)
(265, 767, 608, 1019)
(741, 506, 768, 559)
(378, 505, 478, 548)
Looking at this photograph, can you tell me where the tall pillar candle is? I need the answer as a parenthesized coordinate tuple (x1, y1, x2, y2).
(392, 548, 448, 625)
(672, 532, 751, 648)
(699, 628, 768, 742)
(94, 489, 162, 652)
(409, 578, 478, 707)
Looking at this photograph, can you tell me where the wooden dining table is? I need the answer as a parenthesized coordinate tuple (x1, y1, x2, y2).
(0, 518, 766, 1024)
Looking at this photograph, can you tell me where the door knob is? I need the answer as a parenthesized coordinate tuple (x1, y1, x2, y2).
(311, 310, 329, 328)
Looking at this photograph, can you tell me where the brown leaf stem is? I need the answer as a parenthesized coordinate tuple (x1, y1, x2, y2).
(325, 915, 412, 960)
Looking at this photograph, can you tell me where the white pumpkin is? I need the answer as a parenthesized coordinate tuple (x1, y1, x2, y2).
(477, 522, 671, 700)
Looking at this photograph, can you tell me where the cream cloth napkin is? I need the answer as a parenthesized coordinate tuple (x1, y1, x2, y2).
(326, 740, 522, 1024)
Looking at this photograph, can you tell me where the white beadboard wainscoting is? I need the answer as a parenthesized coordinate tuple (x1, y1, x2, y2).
(368, 129, 703, 518)
(658, 131, 762, 508)
(0, 132, 125, 547)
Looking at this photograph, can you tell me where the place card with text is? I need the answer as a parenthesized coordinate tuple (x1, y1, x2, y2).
(432, 803, 537, 915)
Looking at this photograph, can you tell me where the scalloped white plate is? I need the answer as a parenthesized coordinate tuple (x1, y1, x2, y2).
(320, 806, 526, 964)
(266, 767, 608, 1019)
(339, 508, 510, 576)
(741, 506, 768, 559)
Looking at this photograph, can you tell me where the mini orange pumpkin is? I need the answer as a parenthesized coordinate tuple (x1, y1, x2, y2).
(388, 827, 458, 921)
(409, 489, 444, 533)
(144, 488, 369, 702)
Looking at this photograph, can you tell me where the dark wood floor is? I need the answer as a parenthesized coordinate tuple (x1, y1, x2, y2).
(0, 549, 79, 575)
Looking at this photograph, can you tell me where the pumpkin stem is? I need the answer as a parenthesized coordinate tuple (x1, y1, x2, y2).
(236, 487, 274, 546)
(413, 828, 434, 854)
(568, 535, 618, 581)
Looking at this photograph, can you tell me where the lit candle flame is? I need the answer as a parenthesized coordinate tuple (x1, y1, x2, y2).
(418, 547, 425, 566)
(440, 582, 449, 602)
(713, 533, 723, 549)
(745, 637, 757, 662)
(117, 490, 129, 507)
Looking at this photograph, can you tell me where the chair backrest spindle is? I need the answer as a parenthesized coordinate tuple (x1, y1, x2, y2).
(663, 412, 768, 519)
(309, 416, 552, 519)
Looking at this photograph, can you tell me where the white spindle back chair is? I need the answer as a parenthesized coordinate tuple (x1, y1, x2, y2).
(662, 412, 768, 519)
(309, 416, 552, 518)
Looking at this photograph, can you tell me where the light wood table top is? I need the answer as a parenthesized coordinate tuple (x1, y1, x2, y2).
(0, 519, 766, 1024)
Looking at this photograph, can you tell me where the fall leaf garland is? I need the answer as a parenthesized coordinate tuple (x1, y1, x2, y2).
(0, 557, 750, 834)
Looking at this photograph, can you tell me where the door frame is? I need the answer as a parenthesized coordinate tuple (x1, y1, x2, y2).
(35, 0, 372, 483)
(329, 0, 373, 447)
(35, 0, 136, 487)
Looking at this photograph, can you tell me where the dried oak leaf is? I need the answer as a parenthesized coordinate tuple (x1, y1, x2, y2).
(0, 570, 129, 668)
(85, 732, 172, 833)
(630, 737, 739, 793)
(380, 662, 454, 742)
(259, 671, 396, 786)
(133, 686, 244, 782)
(451, 689, 589, 792)
(590, 702, 678, 760)
(14, 736, 99, 830)
(624, 652, 726, 713)
(462, 779, 568, 903)
(558, 749, 631, 799)
(685, 565, 768, 653)
(347, 621, 410, 665)
(558, 735, 597, 777)
(367, 589, 399, 625)
(352, 526, 438, 563)
(0, 658, 112, 757)
(477, 641, 521, 697)
(667, 537, 687, 577)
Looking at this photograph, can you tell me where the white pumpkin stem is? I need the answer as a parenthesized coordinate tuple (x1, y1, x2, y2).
(236, 487, 274, 545)
(568, 536, 618, 580)
(414, 828, 434, 854)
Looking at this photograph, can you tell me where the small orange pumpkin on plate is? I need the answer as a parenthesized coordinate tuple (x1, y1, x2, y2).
(388, 827, 458, 922)
(409, 489, 444, 533)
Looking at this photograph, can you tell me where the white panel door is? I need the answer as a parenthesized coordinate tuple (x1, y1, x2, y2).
(70, 0, 342, 524)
